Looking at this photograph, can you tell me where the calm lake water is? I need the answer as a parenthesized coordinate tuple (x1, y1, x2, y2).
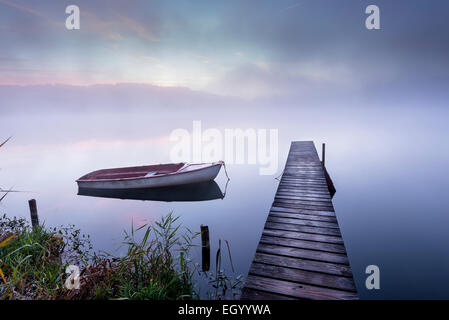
(1, 102, 449, 299)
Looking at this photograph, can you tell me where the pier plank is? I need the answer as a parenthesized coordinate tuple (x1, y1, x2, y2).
(266, 216, 339, 229)
(262, 228, 344, 244)
(264, 221, 341, 236)
(256, 243, 349, 264)
(243, 275, 359, 300)
(249, 263, 357, 292)
(268, 211, 338, 222)
(270, 206, 336, 216)
(259, 235, 346, 254)
(272, 202, 335, 212)
(253, 252, 353, 277)
(240, 288, 297, 300)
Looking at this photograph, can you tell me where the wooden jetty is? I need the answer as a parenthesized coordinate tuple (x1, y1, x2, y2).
(241, 141, 358, 300)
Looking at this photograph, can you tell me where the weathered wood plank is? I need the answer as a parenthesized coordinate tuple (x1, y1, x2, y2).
(269, 211, 337, 222)
(279, 183, 329, 189)
(274, 197, 333, 207)
(266, 216, 339, 229)
(262, 228, 344, 244)
(283, 173, 326, 178)
(284, 168, 323, 171)
(257, 243, 349, 264)
(260, 235, 346, 253)
(275, 193, 331, 200)
(276, 188, 330, 194)
(240, 288, 297, 300)
(277, 188, 331, 195)
(279, 183, 329, 190)
(273, 202, 334, 211)
(275, 192, 332, 200)
(281, 178, 327, 183)
(278, 184, 330, 191)
(264, 221, 341, 236)
(270, 206, 336, 216)
(249, 263, 357, 292)
(244, 275, 359, 300)
(276, 188, 330, 195)
(279, 179, 329, 184)
(272, 202, 335, 212)
(253, 253, 353, 277)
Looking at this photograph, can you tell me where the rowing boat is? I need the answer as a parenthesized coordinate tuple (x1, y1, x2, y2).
(76, 161, 223, 190)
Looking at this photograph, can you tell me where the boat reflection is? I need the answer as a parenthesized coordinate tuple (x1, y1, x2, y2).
(77, 181, 226, 202)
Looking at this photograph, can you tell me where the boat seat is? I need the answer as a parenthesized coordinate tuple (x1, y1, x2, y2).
(144, 171, 158, 177)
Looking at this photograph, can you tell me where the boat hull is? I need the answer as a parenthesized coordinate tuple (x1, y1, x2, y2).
(77, 163, 222, 190)
(78, 181, 224, 202)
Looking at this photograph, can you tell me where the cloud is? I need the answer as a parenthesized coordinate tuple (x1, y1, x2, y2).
(116, 14, 159, 42)
(0, 0, 47, 19)
(81, 10, 159, 42)
(0, 0, 59, 26)
(279, 1, 305, 13)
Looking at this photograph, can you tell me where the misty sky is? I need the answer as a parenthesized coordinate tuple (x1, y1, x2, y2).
(0, 0, 448, 101)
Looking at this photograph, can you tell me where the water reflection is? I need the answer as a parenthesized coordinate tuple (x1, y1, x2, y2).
(77, 181, 226, 202)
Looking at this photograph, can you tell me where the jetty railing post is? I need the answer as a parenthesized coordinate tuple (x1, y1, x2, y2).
(200, 225, 210, 271)
(322, 143, 326, 167)
(28, 199, 39, 229)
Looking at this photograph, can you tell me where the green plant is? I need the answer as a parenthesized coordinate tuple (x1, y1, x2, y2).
(0, 215, 92, 299)
(1, 212, 243, 300)
(201, 239, 243, 300)
(59, 213, 200, 300)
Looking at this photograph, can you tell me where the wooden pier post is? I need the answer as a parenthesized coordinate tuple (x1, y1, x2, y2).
(322, 143, 326, 167)
(28, 199, 39, 229)
(201, 225, 210, 271)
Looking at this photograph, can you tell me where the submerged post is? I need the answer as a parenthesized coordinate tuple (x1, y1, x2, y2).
(201, 225, 210, 271)
(28, 199, 39, 229)
(322, 143, 326, 167)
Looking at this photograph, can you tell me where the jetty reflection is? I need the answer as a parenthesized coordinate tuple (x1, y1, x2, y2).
(77, 181, 226, 202)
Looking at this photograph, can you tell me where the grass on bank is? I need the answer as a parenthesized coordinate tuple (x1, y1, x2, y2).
(0, 213, 204, 300)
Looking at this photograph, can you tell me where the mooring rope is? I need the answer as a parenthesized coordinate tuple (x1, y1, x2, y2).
(274, 170, 284, 181)
(221, 178, 230, 199)
(221, 161, 230, 181)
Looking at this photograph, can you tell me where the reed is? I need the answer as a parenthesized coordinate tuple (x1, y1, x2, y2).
(0, 215, 91, 299)
(0, 137, 11, 201)
(202, 239, 243, 300)
(61, 212, 199, 300)
(0, 213, 202, 300)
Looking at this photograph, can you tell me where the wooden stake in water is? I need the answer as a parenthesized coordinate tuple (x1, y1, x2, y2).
(28, 199, 39, 229)
(201, 225, 210, 271)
